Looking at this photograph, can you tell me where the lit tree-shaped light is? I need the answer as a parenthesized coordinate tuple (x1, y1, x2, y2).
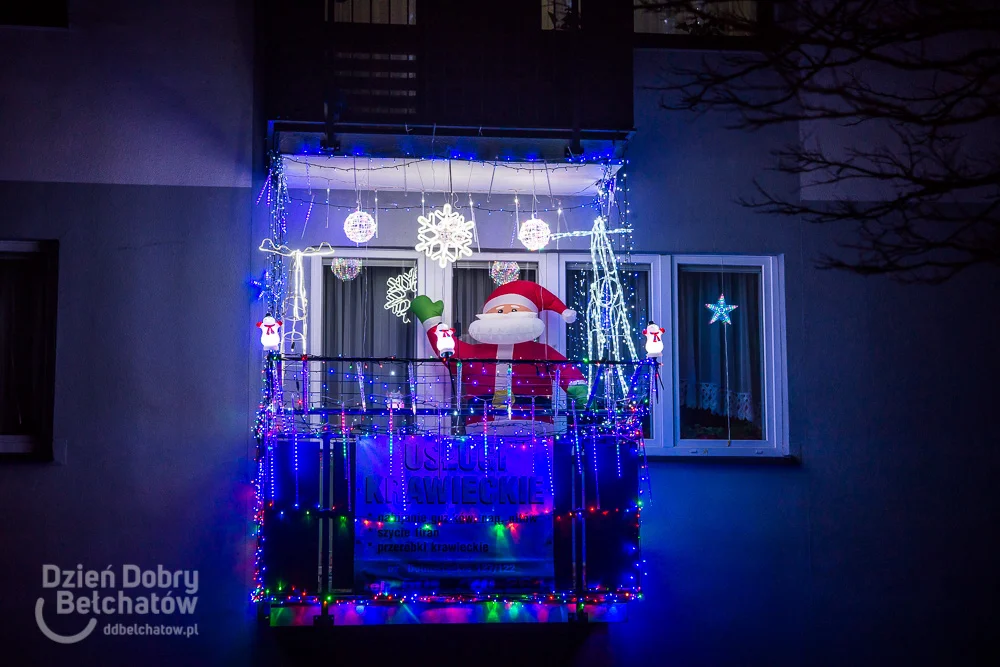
(585, 216, 639, 394)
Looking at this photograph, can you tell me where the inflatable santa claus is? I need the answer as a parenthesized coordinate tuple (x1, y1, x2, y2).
(410, 280, 588, 431)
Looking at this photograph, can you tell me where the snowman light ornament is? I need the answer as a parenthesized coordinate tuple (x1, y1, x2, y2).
(257, 314, 282, 350)
(642, 322, 664, 358)
(433, 323, 456, 358)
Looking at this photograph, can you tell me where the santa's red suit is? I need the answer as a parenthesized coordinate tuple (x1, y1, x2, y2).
(420, 280, 586, 429)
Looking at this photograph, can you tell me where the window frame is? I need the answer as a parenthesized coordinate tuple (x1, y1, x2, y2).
(444, 252, 555, 347)
(306, 248, 787, 459)
(663, 254, 788, 458)
(0, 240, 59, 460)
(309, 248, 428, 359)
(631, 0, 776, 51)
(558, 252, 665, 448)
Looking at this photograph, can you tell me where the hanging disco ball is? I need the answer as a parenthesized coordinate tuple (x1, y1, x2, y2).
(518, 217, 551, 251)
(490, 260, 520, 285)
(331, 257, 363, 281)
(344, 210, 377, 244)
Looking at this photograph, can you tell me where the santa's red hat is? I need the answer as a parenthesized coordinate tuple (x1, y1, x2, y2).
(482, 280, 577, 323)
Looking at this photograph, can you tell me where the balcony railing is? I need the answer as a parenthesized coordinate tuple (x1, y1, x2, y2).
(259, 355, 656, 438)
(253, 355, 653, 625)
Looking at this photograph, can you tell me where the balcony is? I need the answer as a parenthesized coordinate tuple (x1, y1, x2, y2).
(258, 0, 634, 144)
(254, 355, 653, 625)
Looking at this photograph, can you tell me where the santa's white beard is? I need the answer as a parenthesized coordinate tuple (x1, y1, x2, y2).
(467, 312, 545, 345)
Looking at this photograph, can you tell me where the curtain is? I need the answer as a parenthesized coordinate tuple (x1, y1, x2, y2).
(0, 252, 49, 436)
(322, 262, 415, 415)
(323, 263, 415, 358)
(452, 263, 536, 343)
(677, 266, 763, 439)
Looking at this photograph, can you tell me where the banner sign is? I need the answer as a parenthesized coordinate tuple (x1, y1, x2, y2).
(354, 435, 555, 594)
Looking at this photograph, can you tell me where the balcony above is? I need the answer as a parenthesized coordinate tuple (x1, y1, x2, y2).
(258, 0, 635, 144)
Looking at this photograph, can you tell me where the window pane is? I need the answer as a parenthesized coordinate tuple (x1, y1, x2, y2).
(352, 0, 371, 24)
(566, 262, 651, 437)
(452, 261, 537, 343)
(323, 260, 415, 358)
(542, 0, 581, 31)
(322, 260, 416, 429)
(0, 252, 50, 436)
(677, 265, 764, 440)
(634, 1, 756, 36)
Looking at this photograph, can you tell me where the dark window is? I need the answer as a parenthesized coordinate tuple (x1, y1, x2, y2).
(0, 1, 69, 28)
(1, 241, 59, 458)
(333, 0, 416, 25)
(541, 0, 582, 30)
(634, 1, 759, 37)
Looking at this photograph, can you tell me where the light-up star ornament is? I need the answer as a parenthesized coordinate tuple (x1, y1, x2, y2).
(414, 203, 474, 268)
(706, 293, 738, 325)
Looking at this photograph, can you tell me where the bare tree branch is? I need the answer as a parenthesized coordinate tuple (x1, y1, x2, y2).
(637, 0, 1000, 282)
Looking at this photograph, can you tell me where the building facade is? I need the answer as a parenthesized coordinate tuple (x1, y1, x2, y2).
(0, 1, 996, 665)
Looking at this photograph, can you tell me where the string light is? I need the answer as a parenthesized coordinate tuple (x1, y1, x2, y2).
(258, 239, 337, 352)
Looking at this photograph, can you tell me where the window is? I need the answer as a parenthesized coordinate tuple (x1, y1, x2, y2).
(309, 249, 787, 457)
(1, 241, 58, 458)
(321, 257, 416, 358)
(451, 260, 538, 343)
(565, 260, 653, 438)
(668, 255, 787, 456)
(634, 1, 758, 37)
(541, 0, 582, 31)
(0, 1, 68, 28)
(333, 0, 416, 25)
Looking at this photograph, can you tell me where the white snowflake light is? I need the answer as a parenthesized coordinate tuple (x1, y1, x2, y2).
(344, 210, 377, 244)
(414, 203, 474, 268)
(518, 217, 551, 251)
(384, 267, 417, 322)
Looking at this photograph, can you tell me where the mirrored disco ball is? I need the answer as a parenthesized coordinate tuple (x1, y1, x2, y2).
(331, 257, 363, 281)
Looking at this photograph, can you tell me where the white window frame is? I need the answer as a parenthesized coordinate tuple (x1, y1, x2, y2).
(309, 248, 427, 359)
(306, 248, 430, 428)
(305, 249, 788, 459)
(558, 253, 666, 449)
(659, 254, 789, 458)
(444, 252, 555, 345)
